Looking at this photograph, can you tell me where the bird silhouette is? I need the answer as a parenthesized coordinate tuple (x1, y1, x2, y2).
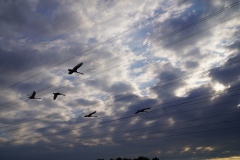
(53, 92, 65, 100)
(84, 111, 97, 117)
(27, 91, 41, 99)
(135, 107, 151, 114)
(68, 62, 84, 75)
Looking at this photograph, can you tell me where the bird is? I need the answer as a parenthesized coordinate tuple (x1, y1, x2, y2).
(53, 92, 65, 100)
(68, 62, 84, 75)
(27, 91, 41, 99)
(135, 107, 151, 114)
(84, 111, 97, 117)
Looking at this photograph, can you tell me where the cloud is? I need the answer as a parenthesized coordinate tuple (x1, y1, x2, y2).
(0, 0, 240, 160)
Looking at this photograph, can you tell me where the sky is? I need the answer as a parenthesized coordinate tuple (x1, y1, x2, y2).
(0, 0, 240, 160)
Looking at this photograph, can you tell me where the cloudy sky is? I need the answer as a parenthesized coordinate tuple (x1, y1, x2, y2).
(0, 0, 240, 159)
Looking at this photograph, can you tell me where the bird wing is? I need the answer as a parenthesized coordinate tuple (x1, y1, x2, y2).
(53, 94, 57, 100)
(32, 91, 36, 97)
(73, 62, 83, 70)
(135, 110, 140, 114)
(90, 111, 96, 115)
(144, 107, 151, 110)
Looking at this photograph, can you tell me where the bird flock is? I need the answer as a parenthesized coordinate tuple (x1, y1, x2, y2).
(27, 62, 150, 117)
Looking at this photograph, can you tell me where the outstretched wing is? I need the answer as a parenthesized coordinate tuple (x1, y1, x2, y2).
(144, 107, 151, 110)
(73, 62, 83, 70)
(90, 111, 96, 116)
(135, 110, 140, 114)
(53, 94, 57, 100)
(32, 91, 36, 97)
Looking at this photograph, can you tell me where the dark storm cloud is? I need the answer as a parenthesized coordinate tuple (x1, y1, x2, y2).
(108, 82, 133, 93)
(0, 0, 79, 40)
(210, 53, 240, 85)
(0, 0, 89, 100)
(0, 0, 87, 91)
(149, 62, 187, 101)
(0, 42, 86, 73)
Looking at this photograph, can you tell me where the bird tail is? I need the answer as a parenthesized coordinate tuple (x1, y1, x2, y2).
(68, 69, 73, 74)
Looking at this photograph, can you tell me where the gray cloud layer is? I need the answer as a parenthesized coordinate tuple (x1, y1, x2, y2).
(0, 0, 240, 160)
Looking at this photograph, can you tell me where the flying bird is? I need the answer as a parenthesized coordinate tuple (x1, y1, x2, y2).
(68, 62, 84, 75)
(84, 111, 97, 117)
(27, 91, 41, 99)
(135, 107, 151, 114)
(53, 92, 65, 100)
